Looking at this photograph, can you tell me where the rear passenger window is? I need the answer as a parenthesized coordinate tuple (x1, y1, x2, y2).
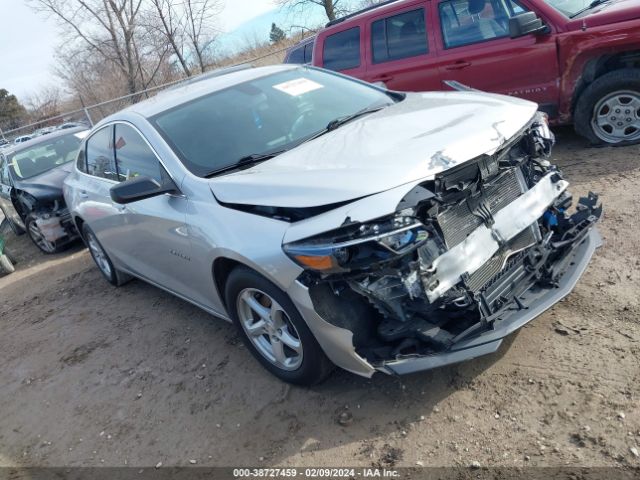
(76, 147, 87, 173)
(323, 27, 361, 71)
(86, 126, 117, 180)
(372, 8, 428, 63)
(114, 124, 164, 183)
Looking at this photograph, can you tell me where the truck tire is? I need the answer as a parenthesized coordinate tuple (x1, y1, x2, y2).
(575, 69, 640, 146)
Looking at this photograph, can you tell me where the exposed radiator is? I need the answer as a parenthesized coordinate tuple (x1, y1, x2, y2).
(436, 168, 524, 248)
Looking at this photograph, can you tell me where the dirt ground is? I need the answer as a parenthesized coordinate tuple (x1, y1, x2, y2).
(0, 128, 638, 470)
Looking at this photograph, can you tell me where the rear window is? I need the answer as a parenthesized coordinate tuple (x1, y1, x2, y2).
(285, 46, 305, 64)
(372, 8, 428, 63)
(322, 27, 361, 71)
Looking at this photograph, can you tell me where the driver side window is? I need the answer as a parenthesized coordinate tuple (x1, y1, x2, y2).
(439, 0, 530, 49)
(114, 124, 165, 183)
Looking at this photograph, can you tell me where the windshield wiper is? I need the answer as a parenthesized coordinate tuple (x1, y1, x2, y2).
(326, 105, 387, 131)
(204, 150, 286, 178)
(570, 0, 610, 17)
(302, 105, 388, 144)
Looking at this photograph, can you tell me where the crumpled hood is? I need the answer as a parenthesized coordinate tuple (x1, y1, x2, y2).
(13, 162, 73, 201)
(209, 91, 537, 208)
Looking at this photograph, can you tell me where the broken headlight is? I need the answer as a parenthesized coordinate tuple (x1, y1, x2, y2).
(531, 111, 555, 157)
(283, 210, 429, 274)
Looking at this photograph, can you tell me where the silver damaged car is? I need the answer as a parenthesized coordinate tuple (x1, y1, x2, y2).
(64, 66, 602, 385)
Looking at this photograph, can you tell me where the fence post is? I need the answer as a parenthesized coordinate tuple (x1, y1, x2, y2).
(79, 95, 94, 127)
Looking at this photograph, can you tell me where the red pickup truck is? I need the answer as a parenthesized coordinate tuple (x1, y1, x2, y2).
(311, 0, 640, 145)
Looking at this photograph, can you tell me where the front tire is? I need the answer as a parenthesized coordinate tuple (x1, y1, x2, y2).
(575, 69, 640, 146)
(83, 224, 118, 285)
(26, 215, 65, 254)
(225, 266, 334, 385)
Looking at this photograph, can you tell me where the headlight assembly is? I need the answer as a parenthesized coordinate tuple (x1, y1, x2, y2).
(283, 211, 429, 274)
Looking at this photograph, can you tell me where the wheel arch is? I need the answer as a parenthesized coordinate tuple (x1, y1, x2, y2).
(572, 51, 640, 115)
(212, 256, 246, 312)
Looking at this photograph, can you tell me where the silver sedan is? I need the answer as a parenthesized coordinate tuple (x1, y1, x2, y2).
(64, 65, 601, 385)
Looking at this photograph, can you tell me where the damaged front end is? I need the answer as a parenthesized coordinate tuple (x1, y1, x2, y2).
(18, 192, 79, 253)
(284, 113, 602, 374)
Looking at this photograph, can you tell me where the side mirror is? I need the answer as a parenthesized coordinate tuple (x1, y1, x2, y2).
(110, 176, 178, 204)
(509, 12, 546, 38)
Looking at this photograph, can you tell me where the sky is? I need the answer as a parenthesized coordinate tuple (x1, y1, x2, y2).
(0, 0, 328, 102)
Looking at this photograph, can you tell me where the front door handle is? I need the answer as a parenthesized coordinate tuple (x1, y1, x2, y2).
(78, 191, 89, 198)
(116, 204, 127, 212)
(445, 61, 472, 70)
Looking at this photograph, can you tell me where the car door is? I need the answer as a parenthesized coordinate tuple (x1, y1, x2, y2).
(0, 152, 25, 232)
(363, 3, 442, 91)
(431, 0, 560, 111)
(320, 25, 368, 80)
(103, 123, 201, 301)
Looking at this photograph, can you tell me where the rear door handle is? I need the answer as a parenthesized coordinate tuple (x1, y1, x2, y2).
(78, 191, 89, 198)
(445, 61, 472, 70)
(373, 74, 394, 82)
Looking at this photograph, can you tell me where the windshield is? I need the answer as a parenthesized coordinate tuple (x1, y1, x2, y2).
(151, 67, 397, 177)
(542, 0, 606, 17)
(8, 130, 88, 180)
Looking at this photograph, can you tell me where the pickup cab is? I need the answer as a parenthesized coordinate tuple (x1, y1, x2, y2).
(311, 0, 640, 145)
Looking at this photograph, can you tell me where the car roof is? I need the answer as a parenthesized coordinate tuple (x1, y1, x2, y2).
(3, 126, 88, 154)
(100, 65, 299, 123)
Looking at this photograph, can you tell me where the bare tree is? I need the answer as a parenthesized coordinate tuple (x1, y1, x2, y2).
(146, 0, 192, 76)
(275, 0, 345, 22)
(183, 0, 222, 73)
(25, 87, 62, 123)
(29, 0, 164, 95)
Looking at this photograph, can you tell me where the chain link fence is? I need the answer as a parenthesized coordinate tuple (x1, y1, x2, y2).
(1, 42, 296, 145)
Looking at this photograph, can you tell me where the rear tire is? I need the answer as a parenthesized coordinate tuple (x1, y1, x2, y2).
(225, 266, 334, 385)
(575, 69, 640, 146)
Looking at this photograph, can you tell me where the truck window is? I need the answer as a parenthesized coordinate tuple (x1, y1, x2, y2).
(371, 8, 428, 64)
(286, 46, 305, 64)
(323, 27, 361, 71)
(439, 0, 529, 49)
(303, 42, 313, 63)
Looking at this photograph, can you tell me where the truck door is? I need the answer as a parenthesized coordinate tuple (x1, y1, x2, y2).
(431, 0, 560, 114)
(363, 3, 442, 91)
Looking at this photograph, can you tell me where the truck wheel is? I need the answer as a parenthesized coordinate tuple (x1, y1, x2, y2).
(575, 69, 640, 146)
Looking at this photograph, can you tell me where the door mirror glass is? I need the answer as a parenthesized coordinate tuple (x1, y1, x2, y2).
(110, 176, 178, 204)
(509, 12, 545, 38)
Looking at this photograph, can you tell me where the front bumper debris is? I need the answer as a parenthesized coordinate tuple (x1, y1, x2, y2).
(379, 227, 601, 375)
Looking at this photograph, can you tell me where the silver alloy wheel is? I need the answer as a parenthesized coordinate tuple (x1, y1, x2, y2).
(591, 90, 640, 143)
(28, 220, 56, 253)
(87, 233, 112, 278)
(236, 288, 303, 371)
